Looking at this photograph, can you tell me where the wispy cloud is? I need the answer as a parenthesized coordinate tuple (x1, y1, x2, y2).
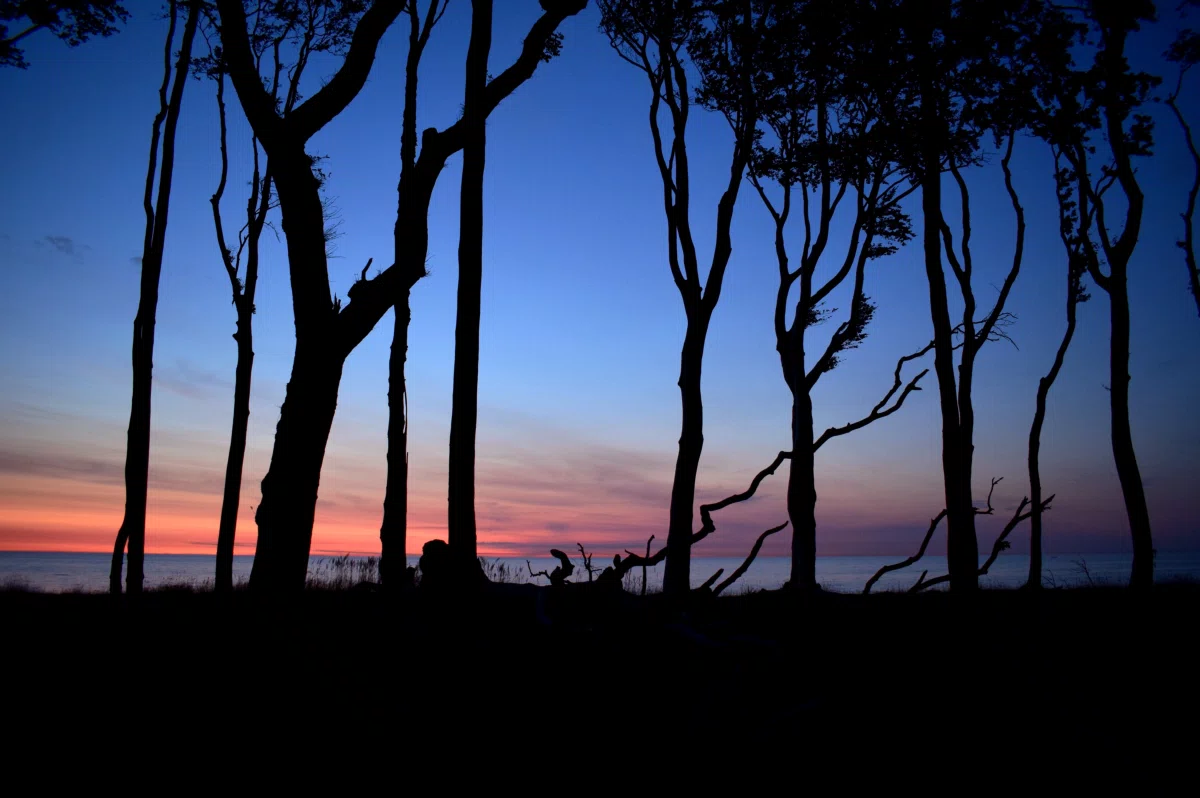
(156, 359, 234, 401)
(40, 235, 88, 256)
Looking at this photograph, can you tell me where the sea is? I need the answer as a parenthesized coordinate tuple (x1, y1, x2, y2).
(2, 550, 1198, 594)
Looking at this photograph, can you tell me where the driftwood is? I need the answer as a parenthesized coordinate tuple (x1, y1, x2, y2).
(711, 521, 788, 597)
(910, 494, 1054, 592)
(612, 450, 793, 581)
(527, 549, 575, 586)
(862, 511, 947, 595)
(863, 477, 1053, 594)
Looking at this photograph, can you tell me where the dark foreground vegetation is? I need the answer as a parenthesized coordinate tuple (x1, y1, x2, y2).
(6, 584, 1197, 780)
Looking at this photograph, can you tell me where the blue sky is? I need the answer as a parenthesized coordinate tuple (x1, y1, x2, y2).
(0, 2, 1197, 560)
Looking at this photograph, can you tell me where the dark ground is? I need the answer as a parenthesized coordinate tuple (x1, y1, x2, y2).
(4, 583, 1196, 785)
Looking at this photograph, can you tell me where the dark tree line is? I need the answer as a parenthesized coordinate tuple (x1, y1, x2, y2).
(18, 0, 1180, 595)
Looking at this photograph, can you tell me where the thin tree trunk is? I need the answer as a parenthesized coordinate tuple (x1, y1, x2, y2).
(111, 0, 198, 595)
(216, 311, 254, 592)
(1166, 90, 1200, 320)
(447, 0, 492, 564)
(212, 68, 271, 594)
(918, 76, 977, 592)
(1026, 293, 1077, 589)
(1107, 269, 1154, 588)
(381, 290, 410, 586)
(664, 327, 708, 596)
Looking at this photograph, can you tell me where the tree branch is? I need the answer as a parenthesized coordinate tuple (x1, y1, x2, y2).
(863, 511, 946, 594)
(712, 521, 788, 597)
(613, 450, 791, 579)
(910, 493, 1054, 593)
(813, 337, 933, 451)
(289, 0, 404, 143)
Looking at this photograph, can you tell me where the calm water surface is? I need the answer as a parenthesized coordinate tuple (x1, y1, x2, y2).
(2, 550, 1198, 593)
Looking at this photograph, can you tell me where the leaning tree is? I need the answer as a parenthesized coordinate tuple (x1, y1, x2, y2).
(198, 2, 354, 592)
(215, 0, 404, 592)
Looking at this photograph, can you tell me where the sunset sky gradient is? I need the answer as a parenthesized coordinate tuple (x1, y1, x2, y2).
(1, 3, 1197, 562)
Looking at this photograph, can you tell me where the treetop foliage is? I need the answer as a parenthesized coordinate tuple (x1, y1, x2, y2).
(1, 0, 129, 68)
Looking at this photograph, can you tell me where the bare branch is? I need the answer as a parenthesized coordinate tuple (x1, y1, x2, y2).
(813, 337, 935, 451)
(694, 450, 791, 543)
(863, 511, 947, 594)
(697, 569, 724, 591)
(613, 451, 791, 580)
(712, 521, 788, 597)
(974, 135, 1026, 352)
(911, 493, 1055, 593)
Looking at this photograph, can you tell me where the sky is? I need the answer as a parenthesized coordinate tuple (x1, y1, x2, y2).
(0, 2, 1197, 563)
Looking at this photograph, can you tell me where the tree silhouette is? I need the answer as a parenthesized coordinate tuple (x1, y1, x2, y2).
(734, 0, 923, 591)
(1166, 15, 1200, 321)
(109, 0, 200, 595)
(599, 0, 762, 598)
(197, 4, 328, 593)
(447, 0, 492, 569)
(378, 0, 586, 586)
(215, 0, 402, 592)
(377, 0, 447, 587)
(1025, 148, 1089, 589)
(873, 0, 1040, 591)
(1022, 5, 1092, 588)
(1, 0, 128, 68)
(1053, 0, 1159, 589)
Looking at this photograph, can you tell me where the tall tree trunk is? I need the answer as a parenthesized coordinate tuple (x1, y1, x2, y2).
(215, 308, 254, 593)
(381, 290, 410, 585)
(110, 0, 198, 595)
(918, 75, 977, 592)
(664, 326, 708, 596)
(1107, 269, 1154, 588)
(447, 0, 492, 563)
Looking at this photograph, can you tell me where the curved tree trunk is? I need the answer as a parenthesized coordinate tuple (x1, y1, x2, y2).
(249, 153, 346, 593)
(1107, 273, 1154, 589)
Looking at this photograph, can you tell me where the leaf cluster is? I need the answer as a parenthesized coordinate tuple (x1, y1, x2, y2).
(1, 0, 129, 68)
